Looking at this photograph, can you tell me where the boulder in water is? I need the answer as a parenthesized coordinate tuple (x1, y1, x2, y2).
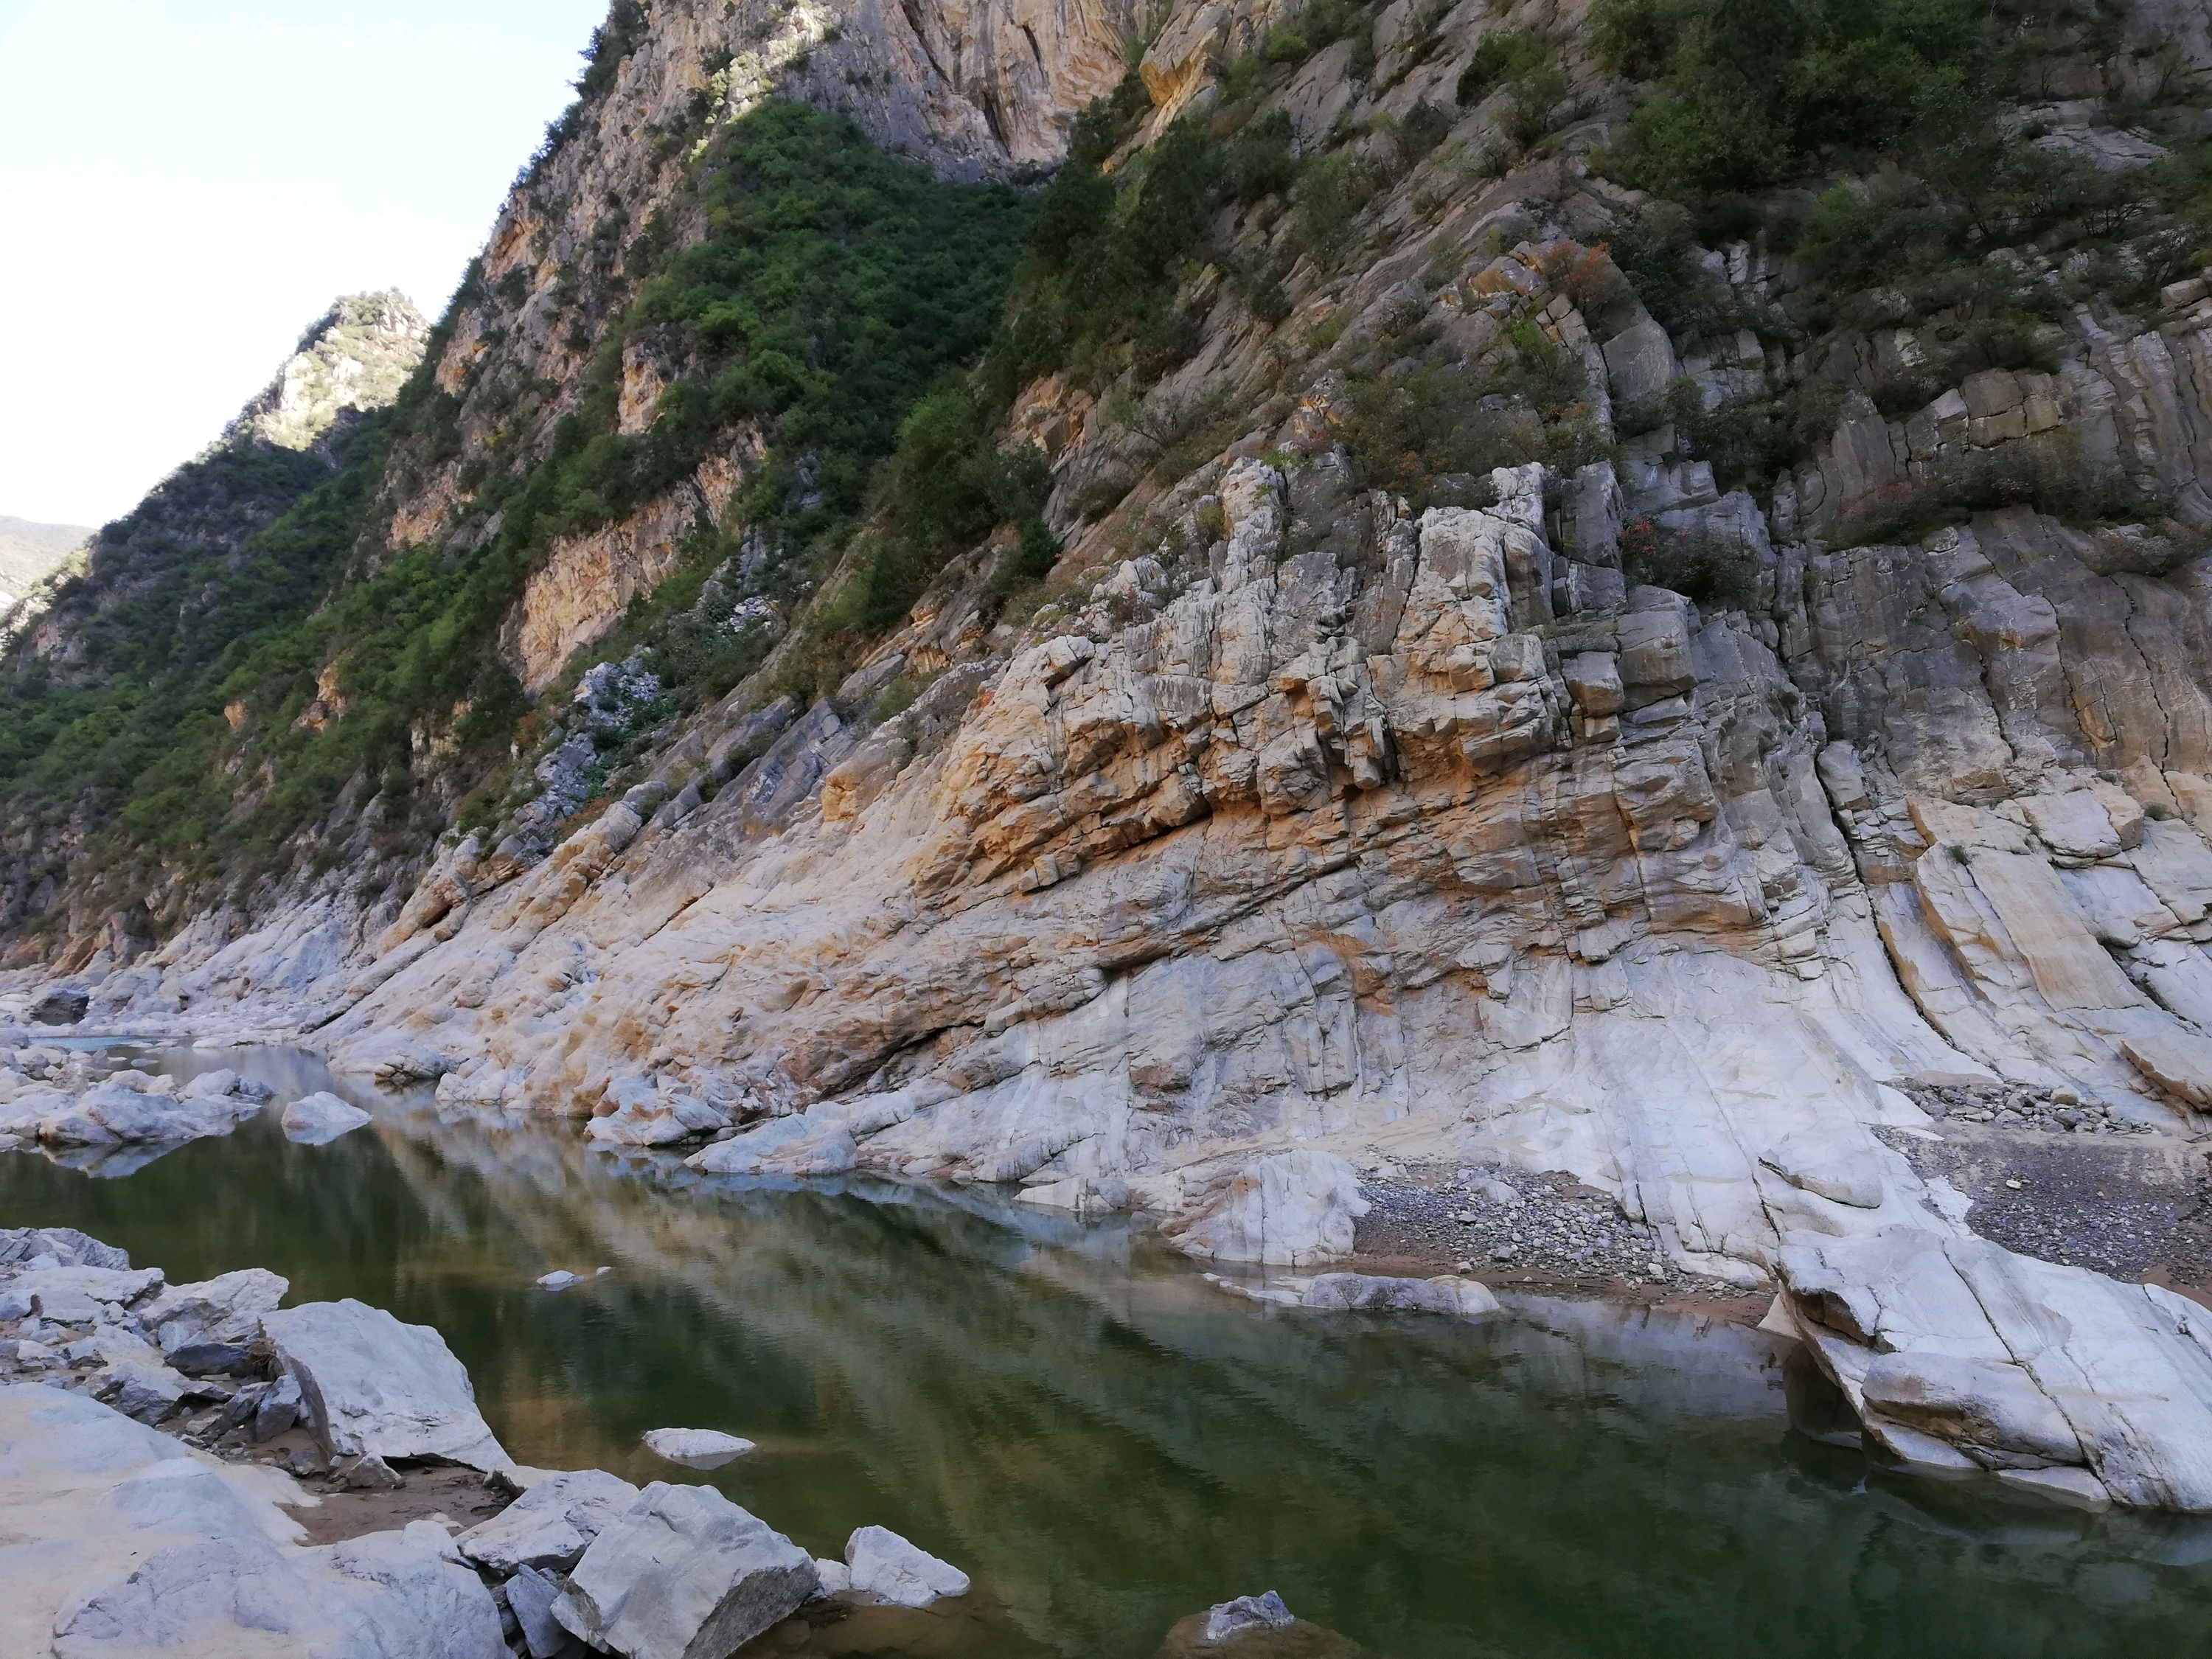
(552, 1481, 817, 1659)
(1299, 1274, 1499, 1317)
(844, 1524, 970, 1608)
(684, 1116, 856, 1176)
(282, 1091, 373, 1144)
(641, 1427, 754, 1469)
(38, 1083, 254, 1147)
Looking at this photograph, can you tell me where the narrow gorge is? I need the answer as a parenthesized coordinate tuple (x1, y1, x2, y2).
(8, 1, 2212, 1649)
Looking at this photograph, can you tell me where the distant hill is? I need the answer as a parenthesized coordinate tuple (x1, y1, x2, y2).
(0, 516, 92, 602)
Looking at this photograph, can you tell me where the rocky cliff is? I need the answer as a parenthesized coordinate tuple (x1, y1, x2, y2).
(10, 0, 2212, 1509)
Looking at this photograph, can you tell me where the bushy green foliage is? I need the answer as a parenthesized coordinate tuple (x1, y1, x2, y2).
(1456, 29, 1554, 107)
(1620, 515, 1762, 608)
(843, 387, 1050, 631)
(1594, 0, 1992, 198)
(0, 100, 1043, 900)
(990, 84, 1227, 392)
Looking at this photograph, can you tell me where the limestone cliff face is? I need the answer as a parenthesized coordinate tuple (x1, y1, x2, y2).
(36, 0, 2212, 1506)
(385, 0, 1148, 676)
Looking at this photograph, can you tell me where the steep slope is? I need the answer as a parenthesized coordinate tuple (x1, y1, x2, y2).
(0, 293, 428, 961)
(10, 0, 2212, 1506)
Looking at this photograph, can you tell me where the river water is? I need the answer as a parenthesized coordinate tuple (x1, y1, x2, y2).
(4, 1044, 2210, 1657)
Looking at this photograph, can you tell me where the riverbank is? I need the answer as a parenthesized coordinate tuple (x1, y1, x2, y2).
(7, 1043, 2212, 1656)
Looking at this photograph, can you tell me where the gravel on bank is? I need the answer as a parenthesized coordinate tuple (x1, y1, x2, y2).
(1351, 1162, 1770, 1315)
(1878, 1121, 2212, 1293)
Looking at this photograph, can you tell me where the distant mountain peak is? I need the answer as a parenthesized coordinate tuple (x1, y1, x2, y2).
(224, 291, 431, 453)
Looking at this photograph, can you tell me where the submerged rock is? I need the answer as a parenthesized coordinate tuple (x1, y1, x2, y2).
(552, 1481, 817, 1659)
(843, 1524, 970, 1608)
(641, 1427, 754, 1469)
(1299, 1274, 1500, 1317)
(261, 1299, 511, 1471)
(1203, 1591, 1296, 1644)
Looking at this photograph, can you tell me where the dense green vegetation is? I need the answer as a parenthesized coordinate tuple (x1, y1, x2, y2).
(0, 98, 1043, 909)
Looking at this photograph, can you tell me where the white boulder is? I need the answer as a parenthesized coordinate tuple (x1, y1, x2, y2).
(282, 1092, 374, 1144)
(456, 1467, 641, 1573)
(641, 1427, 755, 1469)
(260, 1300, 511, 1471)
(2, 1384, 504, 1659)
(844, 1524, 970, 1608)
(1778, 1227, 2212, 1510)
(587, 1080, 731, 1147)
(553, 1482, 818, 1659)
(38, 1083, 255, 1147)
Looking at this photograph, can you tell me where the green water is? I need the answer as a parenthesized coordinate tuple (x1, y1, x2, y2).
(4, 1046, 2211, 1658)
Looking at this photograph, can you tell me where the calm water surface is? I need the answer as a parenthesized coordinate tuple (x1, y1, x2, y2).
(4, 1045, 2211, 1658)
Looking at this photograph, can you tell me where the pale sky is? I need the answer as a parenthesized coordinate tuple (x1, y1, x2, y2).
(0, 0, 611, 527)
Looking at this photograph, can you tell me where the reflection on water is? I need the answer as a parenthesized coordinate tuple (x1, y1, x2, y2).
(3, 1046, 2211, 1658)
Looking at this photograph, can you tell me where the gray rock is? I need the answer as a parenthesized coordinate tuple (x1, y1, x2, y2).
(14, 1264, 164, 1311)
(261, 1300, 510, 1470)
(641, 1427, 755, 1470)
(458, 1467, 641, 1573)
(281, 1091, 374, 1145)
(165, 1341, 257, 1379)
(1202, 1590, 1297, 1644)
(332, 1453, 406, 1491)
(505, 1563, 577, 1659)
(178, 1069, 242, 1100)
(310, 1525, 509, 1659)
(553, 1482, 817, 1659)
(252, 1372, 302, 1441)
(144, 1267, 289, 1354)
(30, 987, 87, 1026)
(844, 1524, 970, 1608)
(0, 1226, 129, 1268)
(39, 1085, 254, 1147)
